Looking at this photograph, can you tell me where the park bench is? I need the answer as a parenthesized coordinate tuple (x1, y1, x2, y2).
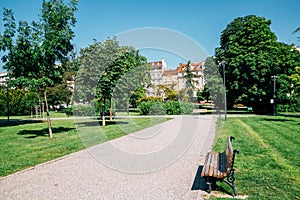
(201, 136, 239, 196)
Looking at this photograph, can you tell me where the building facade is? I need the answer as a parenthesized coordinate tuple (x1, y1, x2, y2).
(177, 62, 204, 97)
(147, 59, 167, 96)
(0, 72, 8, 86)
(147, 60, 204, 97)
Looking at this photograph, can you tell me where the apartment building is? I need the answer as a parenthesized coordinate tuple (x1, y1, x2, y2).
(147, 60, 204, 97)
(0, 72, 8, 86)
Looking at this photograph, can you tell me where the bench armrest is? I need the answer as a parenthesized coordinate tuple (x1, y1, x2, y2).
(234, 149, 240, 154)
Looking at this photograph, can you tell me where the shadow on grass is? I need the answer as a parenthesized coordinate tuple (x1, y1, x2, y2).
(18, 127, 75, 138)
(262, 118, 295, 122)
(0, 119, 44, 127)
(191, 165, 236, 196)
(76, 120, 129, 127)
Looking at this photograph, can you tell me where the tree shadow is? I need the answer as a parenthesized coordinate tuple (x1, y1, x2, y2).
(262, 118, 295, 122)
(0, 119, 44, 127)
(18, 127, 75, 138)
(76, 120, 129, 127)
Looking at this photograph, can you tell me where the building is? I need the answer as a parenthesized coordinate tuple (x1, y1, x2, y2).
(0, 72, 8, 86)
(176, 61, 204, 97)
(162, 69, 178, 90)
(146, 60, 204, 98)
(147, 59, 167, 96)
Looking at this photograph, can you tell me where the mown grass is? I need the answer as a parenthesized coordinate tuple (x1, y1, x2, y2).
(210, 115, 300, 200)
(0, 116, 169, 177)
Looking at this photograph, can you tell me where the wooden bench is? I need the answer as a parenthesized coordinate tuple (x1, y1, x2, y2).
(201, 136, 239, 196)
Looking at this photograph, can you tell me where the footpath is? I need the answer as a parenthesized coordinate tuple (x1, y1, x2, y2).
(0, 115, 217, 200)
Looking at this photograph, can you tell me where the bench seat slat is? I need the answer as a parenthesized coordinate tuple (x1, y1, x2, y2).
(202, 152, 213, 176)
(212, 152, 219, 177)
(201, 137, 236, 179)
(200, 136, 239, 196)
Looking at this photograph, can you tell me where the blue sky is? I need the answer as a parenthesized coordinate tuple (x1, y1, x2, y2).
(1, 0, 300, 71)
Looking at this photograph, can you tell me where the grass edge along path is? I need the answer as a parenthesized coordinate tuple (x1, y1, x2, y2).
(210, 116, 300, 200)
(0, 117, 170, 177)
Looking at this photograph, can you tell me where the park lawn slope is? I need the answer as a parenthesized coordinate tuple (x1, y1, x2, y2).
(211, 116, 300, 200)
(0, 117, 169, 177)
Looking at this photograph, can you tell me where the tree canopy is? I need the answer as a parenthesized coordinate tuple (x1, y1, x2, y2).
(0, 0, 78, 137)
(75, 38, 151, 125)
(215, 15, 300, 113)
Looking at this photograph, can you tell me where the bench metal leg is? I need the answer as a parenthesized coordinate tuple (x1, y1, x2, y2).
(223, 169, 238, 196)
(205, 177, 216, 194)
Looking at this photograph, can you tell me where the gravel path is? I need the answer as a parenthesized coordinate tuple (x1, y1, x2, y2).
(0, 115, 217, 200)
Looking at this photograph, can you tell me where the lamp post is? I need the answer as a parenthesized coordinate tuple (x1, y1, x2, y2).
(221, 61, 227, 121)
(271, 75, 278, 116)
(6, 77, 10, 123)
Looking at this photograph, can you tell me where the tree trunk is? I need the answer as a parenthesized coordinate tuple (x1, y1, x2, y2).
(109, 98, 113, 121)
(35, 105, 38, 119)
(44, 90, 53, 139)
(102, 98, 106, 126)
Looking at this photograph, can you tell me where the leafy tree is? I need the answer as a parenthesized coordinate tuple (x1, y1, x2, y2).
(289, 66, 300, 91)
(46, 83, 72, 109)
(204, 56, 223, 109)
(75, 38, 125, 103)
(76, 38, 150, 126)
(185, 61, 198, 101)
(1, 0, 78, 138)
(0, 87, 39, 116)
(98, 49, 150, 125)
(197, 85, 211, 103)
(129, 86, 147, 108)
(215, 15, 300, 113)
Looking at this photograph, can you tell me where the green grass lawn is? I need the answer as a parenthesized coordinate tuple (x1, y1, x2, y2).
(210, 115, 300, 200)
(0, 116, 169, 177)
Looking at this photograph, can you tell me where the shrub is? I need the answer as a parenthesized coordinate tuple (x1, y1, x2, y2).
(164, 101, 181, 115)
(136, 96, 162, 105)
(180, 101, 194, 114)
(0, 87, 38, 116)
(138, 100, 194, 115)
(138, 101, 165, 115)
(72, 104, 95, 116)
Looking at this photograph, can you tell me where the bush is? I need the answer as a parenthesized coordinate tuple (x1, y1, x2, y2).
(137, 100, 194, 115)
(138, 101, 165, 115)
(180, 101, 194, 114)
(277, 98, 300, 112)
(136, 96, 162, 105)
(72, 104, 95, 116)
(0, 87, 38, 116)
(164, 101, 181, 115)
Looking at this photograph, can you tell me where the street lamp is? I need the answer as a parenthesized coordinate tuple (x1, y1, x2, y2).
(221, 61, 227, 121)
(6, 77, 10, 123)
(271, 75, 278, 116)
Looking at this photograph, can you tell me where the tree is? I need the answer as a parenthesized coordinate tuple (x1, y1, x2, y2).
(76, 38, 151, 126)
(204, 56, 223, 108)
(129, 87, 147, 108)
(1, 0, 78, 138)
(185, 61, 198, 101)
(289, 66, 300, 92)
(201, 84, 211, 102)
(75, 38, 125, 104)
(98, 49, 150, 125)
(215, 15, 300, 113)
(46, 83, 72, 109)
(156, 84, 178, 101)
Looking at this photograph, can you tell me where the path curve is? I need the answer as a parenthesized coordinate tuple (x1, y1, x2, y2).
(0, 115, 217, 200)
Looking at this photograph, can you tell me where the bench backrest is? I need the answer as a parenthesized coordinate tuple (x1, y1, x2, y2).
(223, 136, 234, 174)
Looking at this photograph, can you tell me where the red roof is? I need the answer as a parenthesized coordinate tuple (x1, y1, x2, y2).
(176, 62, 203, 73)
(149, 61, 163, 68)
